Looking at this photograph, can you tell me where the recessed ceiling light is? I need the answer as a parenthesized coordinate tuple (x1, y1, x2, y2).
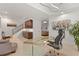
(23, 17, 28, 20)
(61, 11, 64, 14)
(43, 21, 47, 23)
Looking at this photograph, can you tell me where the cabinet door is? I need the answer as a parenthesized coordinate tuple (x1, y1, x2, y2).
(23, 31, 33, 39)
(25, 20, 33, 28)
(42, 31, 49, 36)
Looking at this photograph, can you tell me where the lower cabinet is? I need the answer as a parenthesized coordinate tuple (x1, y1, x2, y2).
(41, 31, 49, 36)
(23, 31, 33, 39)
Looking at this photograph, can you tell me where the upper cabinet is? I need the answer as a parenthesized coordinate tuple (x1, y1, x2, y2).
(25, 19, 33, 28)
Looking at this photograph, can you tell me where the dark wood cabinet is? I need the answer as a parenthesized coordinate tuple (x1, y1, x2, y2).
(25, 19, 33, 28)
(23, 19, 33, 39)
(23, 31, 33, 39)
(41, 31, 49, 36)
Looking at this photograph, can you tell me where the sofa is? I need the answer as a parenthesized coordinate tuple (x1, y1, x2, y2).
(0, 39, 17, 56)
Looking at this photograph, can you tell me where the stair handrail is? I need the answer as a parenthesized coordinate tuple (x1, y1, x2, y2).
(12, 23, 24, 35)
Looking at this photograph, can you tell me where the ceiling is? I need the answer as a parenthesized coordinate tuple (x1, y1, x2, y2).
(0, 3, 49, 21)
(0, 3, 79, 21)
(40, 3, 79, 15)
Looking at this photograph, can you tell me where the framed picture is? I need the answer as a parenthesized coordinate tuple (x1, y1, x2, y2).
(7, 23, 16, 27)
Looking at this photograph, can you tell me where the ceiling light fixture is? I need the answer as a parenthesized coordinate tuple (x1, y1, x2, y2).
(61, 11, 64, 14)
(43, 21, 47, 23)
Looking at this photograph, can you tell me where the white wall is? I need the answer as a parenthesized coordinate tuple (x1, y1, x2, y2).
(1, 10, 79, 44)
(27, 3, 52, 15)
(1, 4, 79, 45)
(0, 17, 16, 36)
(0, 4, 49, 40)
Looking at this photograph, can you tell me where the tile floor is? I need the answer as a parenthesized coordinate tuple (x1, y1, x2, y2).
(8, 36, 79, 56)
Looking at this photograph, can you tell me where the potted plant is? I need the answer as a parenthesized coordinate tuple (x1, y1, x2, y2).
(69, 21, 79, 51)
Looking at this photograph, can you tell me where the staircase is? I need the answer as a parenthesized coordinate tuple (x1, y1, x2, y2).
(12, 23, 24, 35)
(11, 19, 33, 36)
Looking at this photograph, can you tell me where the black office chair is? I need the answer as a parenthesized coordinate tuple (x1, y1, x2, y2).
(47, 29, 65, 50)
